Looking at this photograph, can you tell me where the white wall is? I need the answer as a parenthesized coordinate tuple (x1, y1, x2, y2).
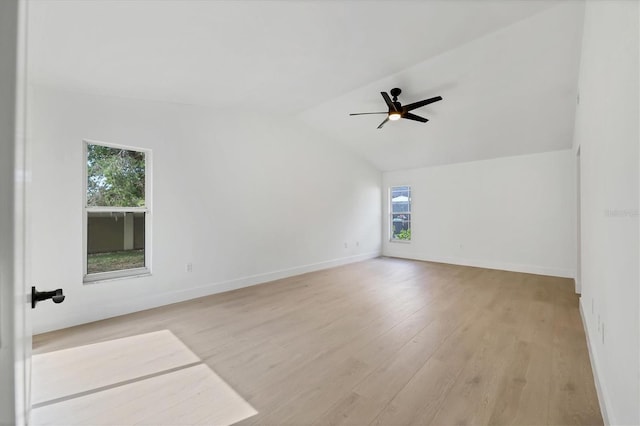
(383, 150, 576, 278)
(28, 86, 381, 334)
(572, 1, 639, 424)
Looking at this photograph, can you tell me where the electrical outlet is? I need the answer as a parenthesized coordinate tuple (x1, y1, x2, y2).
(186, 263, 193, 273)
(356, 241, 360, 247)
(344, 242, 348, 248)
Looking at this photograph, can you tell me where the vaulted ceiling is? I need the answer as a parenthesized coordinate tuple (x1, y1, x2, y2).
(27, 0, 584, 171)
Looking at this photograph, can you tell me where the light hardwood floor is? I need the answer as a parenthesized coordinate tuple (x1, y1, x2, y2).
(31, 330, 257, 425)
(34, 257, 603, 425)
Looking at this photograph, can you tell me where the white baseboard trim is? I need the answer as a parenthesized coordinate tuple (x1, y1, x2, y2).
(35, 251, 381, 334)
(165, 250, 382, 303)
(579, 298, 612, 425)
(382, 251, 575, 278)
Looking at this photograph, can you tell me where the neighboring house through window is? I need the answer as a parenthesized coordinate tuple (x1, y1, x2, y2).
(84, 141, 150, 282)
(390, 185, 411, 241)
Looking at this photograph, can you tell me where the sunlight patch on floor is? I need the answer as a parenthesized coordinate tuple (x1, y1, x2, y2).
(31, 330, 257, 425)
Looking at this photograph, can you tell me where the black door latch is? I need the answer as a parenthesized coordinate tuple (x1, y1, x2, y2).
(31, 286, 65, 309)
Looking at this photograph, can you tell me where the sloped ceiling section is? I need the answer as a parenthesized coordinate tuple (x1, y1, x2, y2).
(299, 2, 585, 171)
(27, 0, 583, 171)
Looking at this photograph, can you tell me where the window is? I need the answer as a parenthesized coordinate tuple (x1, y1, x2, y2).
(84, 141, 150, 282)
(390, 185, 411, 241)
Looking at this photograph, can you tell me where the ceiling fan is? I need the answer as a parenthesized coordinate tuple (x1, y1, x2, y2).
(350, 88, 443, 129)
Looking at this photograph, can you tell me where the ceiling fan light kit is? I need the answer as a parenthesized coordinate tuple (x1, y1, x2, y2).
(350, 87, 442, 129)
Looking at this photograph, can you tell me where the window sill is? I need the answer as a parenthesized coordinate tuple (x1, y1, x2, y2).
(389, 240, 411, 244)
(84, 268, 151, 284)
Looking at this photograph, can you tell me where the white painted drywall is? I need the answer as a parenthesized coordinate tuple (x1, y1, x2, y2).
(382, 150, 576, 278)
(572, 1, 639, 424)
(28, 86, 381, 334)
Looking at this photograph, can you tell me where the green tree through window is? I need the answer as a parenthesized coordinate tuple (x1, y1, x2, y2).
(87, 144, 145, 207)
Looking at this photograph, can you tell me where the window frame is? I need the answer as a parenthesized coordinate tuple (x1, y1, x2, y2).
(389, 185, 412, 243)
(83, 139, 152, 283)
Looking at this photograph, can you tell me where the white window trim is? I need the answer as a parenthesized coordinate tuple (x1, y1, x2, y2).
(83, 139, 153, 283)
(389, 184, 412, 243)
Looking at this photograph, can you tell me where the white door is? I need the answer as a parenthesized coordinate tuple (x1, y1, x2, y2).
(0, 0, 31, 424)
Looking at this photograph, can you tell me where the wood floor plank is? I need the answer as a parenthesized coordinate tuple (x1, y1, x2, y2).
(33, 258, 602, 426)
(548, 302, 603, 425)
(344, 284, 498, 424)
(490, 300, 555, 425)
(371, 312, 499, 425)
(32, 364, 257, 426)
(32, 330, 199, 405)
(427, 321, 521, 426)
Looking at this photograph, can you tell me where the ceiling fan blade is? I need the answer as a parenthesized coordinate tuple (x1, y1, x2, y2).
(377, 117, 390, 129)
(381, 92, 398, 112)
(403, 96, 443, 112)
(349, 112, 388, 116)
(403, 112, 429, 123)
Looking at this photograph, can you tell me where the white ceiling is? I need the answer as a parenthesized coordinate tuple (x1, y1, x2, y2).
(27, 0, 584, 171)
